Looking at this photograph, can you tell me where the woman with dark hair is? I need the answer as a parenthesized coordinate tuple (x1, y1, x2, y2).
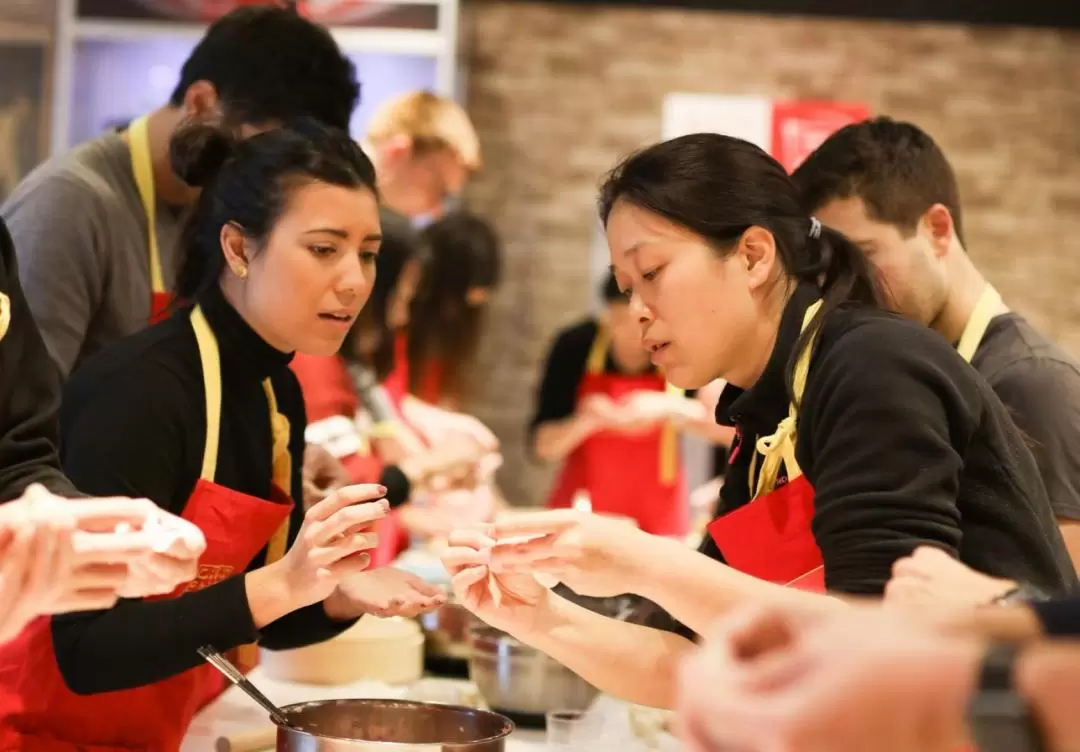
(530, 268, 731, 537)
(405, 210, 502, 407)
(441, 133, 1076, 709)
(0, 118, 445, 750)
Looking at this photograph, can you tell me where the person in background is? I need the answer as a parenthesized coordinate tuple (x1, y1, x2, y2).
(2, 4, 359, 379)
(361, 91, 484, 398)
(794, 117, 1080, 580)
(530, 269, 731, 537)
(363, 90, 481, 224)
(406, 211, 502, 409)
(677, 598, 1080, 752)
(441, 133, 1076, 712)
(0, 119, 444, 750)
(293, 220, 499, 564)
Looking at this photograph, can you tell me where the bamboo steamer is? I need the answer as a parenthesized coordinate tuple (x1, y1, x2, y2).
(259, 614, 423, 686)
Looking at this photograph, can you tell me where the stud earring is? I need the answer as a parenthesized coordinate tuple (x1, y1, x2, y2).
(236, 265, 248, 279)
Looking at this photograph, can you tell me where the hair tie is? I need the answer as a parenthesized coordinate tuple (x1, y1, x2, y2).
(808, 217, 822, 240)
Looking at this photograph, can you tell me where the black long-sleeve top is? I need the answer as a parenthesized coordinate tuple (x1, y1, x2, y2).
(1034, 597, 1080, 636)
(0, 218, 77, 500)
(707, 283, 1077, 596)
(53, 284, 356, 694)
(641, 284, 1078, 640)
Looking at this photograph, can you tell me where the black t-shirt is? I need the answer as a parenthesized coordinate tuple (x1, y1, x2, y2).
(528, 318, 686, 452)
(530, 319, 612, 436)
(691, 285, 1076, 601)
(0, 219, 76, 499)
(972, 313, 1080, 521)
(1035, 596, 1080, 636)
(52, 284, 356, 694)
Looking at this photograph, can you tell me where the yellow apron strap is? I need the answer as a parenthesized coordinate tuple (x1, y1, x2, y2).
(190, 306, 291, 561)
(750, 299, 823, 498)
(262, 381, 292, 564)
(659, 382, 682, 485)
(585, 324, 611, 375)
(128, 116, 167, 297)
(190, 307, 222, 481)
(0, 292, 11, 342)
(956, 284, 1006, 363)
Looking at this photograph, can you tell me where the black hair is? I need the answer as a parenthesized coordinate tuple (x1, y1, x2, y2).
(599, 133, 884, 401)
(170, 116, 377, 301)
(341, 210, 420, 381)
(406, 211, 502, 402)
(601, 268, 624, 303)
(791, 116, 966, 247)
(169, 4, 359, 132)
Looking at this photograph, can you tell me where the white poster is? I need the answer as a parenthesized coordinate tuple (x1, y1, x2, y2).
(661, 93, 773, 150)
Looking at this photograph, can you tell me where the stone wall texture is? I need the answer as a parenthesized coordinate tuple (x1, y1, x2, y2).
(457, 1, 1080, 505)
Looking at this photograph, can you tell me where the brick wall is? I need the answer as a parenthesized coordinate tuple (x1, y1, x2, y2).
(458, 1, 1080, 505)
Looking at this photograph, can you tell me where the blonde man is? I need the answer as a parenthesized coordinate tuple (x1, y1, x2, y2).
(365, 91, 481, 221)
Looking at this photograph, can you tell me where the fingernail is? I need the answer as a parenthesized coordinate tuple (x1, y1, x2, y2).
(378, 486, 387, 495)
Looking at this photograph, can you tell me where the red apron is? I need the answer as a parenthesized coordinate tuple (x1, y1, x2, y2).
(0, 305, 294, 751)
(706, 301, 826, 592)
(546, 325, 688, 537)
(382, 331, 411, 406)
(128, 115, 176, 326)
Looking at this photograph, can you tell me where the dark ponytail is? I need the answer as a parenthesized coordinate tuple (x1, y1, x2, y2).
(169, 120, 238, 301)
(598, 133, 884, 401)
(169, 116, 377, 302)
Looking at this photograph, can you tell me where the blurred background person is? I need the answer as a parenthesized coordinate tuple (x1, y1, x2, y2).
(530, 269, 731, 537)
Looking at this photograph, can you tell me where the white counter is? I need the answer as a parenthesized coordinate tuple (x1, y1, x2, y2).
(181, 670, 548, 751)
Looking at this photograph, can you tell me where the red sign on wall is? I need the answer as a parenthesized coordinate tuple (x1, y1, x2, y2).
(770, 100, 871, 174)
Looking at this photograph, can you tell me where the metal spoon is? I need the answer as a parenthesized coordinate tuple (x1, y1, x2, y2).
(198, 646, 293, 728)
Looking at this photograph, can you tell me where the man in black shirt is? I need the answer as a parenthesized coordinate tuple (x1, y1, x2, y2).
(794, 117, 1080, 571)
(0, 219, 77, 501)
(0, 218, 205, 639)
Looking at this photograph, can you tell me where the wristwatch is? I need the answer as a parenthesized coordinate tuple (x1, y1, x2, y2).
(966, 642, 1044, 752)
(993, 582, 1052, 606)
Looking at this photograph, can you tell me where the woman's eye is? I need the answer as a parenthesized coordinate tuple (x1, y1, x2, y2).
(360, 250, 378, 264)
(642, 267, 661, 282)
(311, 245, 336, 257)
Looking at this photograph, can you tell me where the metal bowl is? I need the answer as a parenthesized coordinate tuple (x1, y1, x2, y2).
(418, 595, 474, 660)
(274, 698, 513, 751)
(466, 624, 600, 717)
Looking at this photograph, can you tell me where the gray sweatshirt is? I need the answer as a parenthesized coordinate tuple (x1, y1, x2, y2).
(2, 132, 184, 378)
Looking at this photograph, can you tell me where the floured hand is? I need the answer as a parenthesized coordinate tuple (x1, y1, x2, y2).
(485, 509, 654, 598)
(326, 566, 446, 619)
(440, 527, 549, 636)
(107, 508, 206, 598)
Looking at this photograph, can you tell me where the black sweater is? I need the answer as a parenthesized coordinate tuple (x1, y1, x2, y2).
(698, 283, 1077, 597)
(53, 284, 356, 694)
(0, 219, 76, 500)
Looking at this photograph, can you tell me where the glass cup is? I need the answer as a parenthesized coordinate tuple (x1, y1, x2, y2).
(546, 709, 588, 749)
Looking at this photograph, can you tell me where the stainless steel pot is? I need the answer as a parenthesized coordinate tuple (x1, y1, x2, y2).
(273, 699, 513, 751)
(466, 624, 600, 717)
(418, 595, 474, 661)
